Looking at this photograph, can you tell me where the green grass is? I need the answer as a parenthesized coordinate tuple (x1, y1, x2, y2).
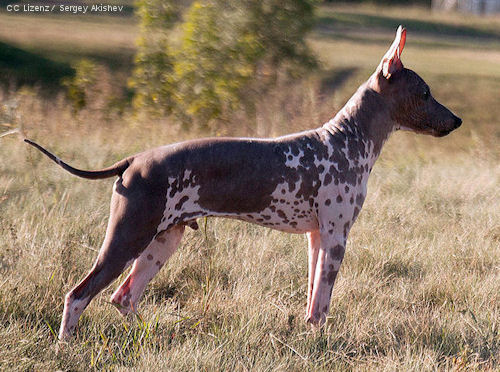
(0, 3, 499, 371)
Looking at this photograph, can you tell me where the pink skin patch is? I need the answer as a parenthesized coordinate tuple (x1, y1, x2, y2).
(58, 296, 90, 340)
(111, 277, 133, 314)
(305, 230, 346, 326)
(306, 230, 320, 318)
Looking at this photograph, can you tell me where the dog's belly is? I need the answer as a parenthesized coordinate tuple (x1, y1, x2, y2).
(234, 209, 318, 233)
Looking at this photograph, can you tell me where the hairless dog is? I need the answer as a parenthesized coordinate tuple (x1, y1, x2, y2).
(25, 26, 461, 340)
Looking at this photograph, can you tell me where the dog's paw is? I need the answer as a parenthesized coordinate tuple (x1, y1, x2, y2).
(304, 311, 326, 328)
(110, 292, 133, 316)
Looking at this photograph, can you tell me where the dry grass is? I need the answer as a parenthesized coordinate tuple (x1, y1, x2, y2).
(0, 4, 499, 371)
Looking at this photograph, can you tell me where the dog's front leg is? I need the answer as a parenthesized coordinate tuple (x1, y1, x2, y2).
(305, 230, 320, 318)
(305, 231, 345, 326)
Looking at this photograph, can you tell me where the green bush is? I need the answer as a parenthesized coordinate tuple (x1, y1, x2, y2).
(173, 1, 263, 126)
(62, 59, 99, 113)
(129, 0, 179, 117)
(62, 59, 126, 118)
(130, 0, 317, 128)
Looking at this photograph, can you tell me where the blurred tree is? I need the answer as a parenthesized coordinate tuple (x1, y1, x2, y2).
(129, 0, 180, 116)
(131, 0, 317, 128)
(173, 1, 262, 126)
(62, 59, 125, 119)
(62, 59, 99, 113)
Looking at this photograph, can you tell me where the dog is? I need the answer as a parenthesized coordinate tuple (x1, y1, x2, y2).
(25, 26, 461, 340)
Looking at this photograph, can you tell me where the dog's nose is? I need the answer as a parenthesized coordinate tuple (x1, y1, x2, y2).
(453, 116, 462, 129)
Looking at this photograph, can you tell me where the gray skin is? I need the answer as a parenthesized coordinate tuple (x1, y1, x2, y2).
(25, 28, 461, 340)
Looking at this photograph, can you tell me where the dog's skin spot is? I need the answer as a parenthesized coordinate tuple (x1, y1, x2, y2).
(147, 254, 153, 260)
(156, 260, 161, 266)
(336, 195, 343, 203)
(327, 270, 338, 285)
(344, 222, 350, 236)
(330, 245, 344, 259)
(324, 173, 332, 186)
(353, 207, 360, 221)
(175, 195, 190, 211)
(356, 193, 365, 207)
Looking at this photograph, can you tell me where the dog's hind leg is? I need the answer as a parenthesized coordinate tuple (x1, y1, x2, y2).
(58, 178, 165, 340)
(59, 234, 137, 341)
(110, 225, 185, 315)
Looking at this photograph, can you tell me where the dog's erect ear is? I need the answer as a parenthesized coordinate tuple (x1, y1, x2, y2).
(380, 25, 406, 79)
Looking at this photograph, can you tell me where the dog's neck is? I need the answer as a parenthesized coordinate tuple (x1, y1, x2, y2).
(322, 81, 396, 166)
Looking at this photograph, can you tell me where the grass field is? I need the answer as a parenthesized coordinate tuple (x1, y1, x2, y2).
(0, 4, 499, 371)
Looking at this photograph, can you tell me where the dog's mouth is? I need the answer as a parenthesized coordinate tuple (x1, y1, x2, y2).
(430, 117, 462, 137)
(423, 123, 460, 137)
(433, 128, 453, 137)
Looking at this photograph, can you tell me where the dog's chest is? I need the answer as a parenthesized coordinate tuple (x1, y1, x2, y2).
(254, 135, 373, 233)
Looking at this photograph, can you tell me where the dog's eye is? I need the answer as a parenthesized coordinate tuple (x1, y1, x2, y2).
(423, 89, 430, 100)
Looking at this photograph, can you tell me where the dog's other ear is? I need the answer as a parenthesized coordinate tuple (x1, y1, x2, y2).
(379, 25, 406, 79)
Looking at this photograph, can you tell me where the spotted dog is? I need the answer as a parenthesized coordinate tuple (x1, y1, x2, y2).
(25, 26, 462, 340)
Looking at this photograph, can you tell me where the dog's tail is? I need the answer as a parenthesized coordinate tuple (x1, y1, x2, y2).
(24, 139, 130, 180)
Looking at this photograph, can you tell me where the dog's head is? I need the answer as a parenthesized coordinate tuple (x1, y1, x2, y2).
(370, 26, 462, 137)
